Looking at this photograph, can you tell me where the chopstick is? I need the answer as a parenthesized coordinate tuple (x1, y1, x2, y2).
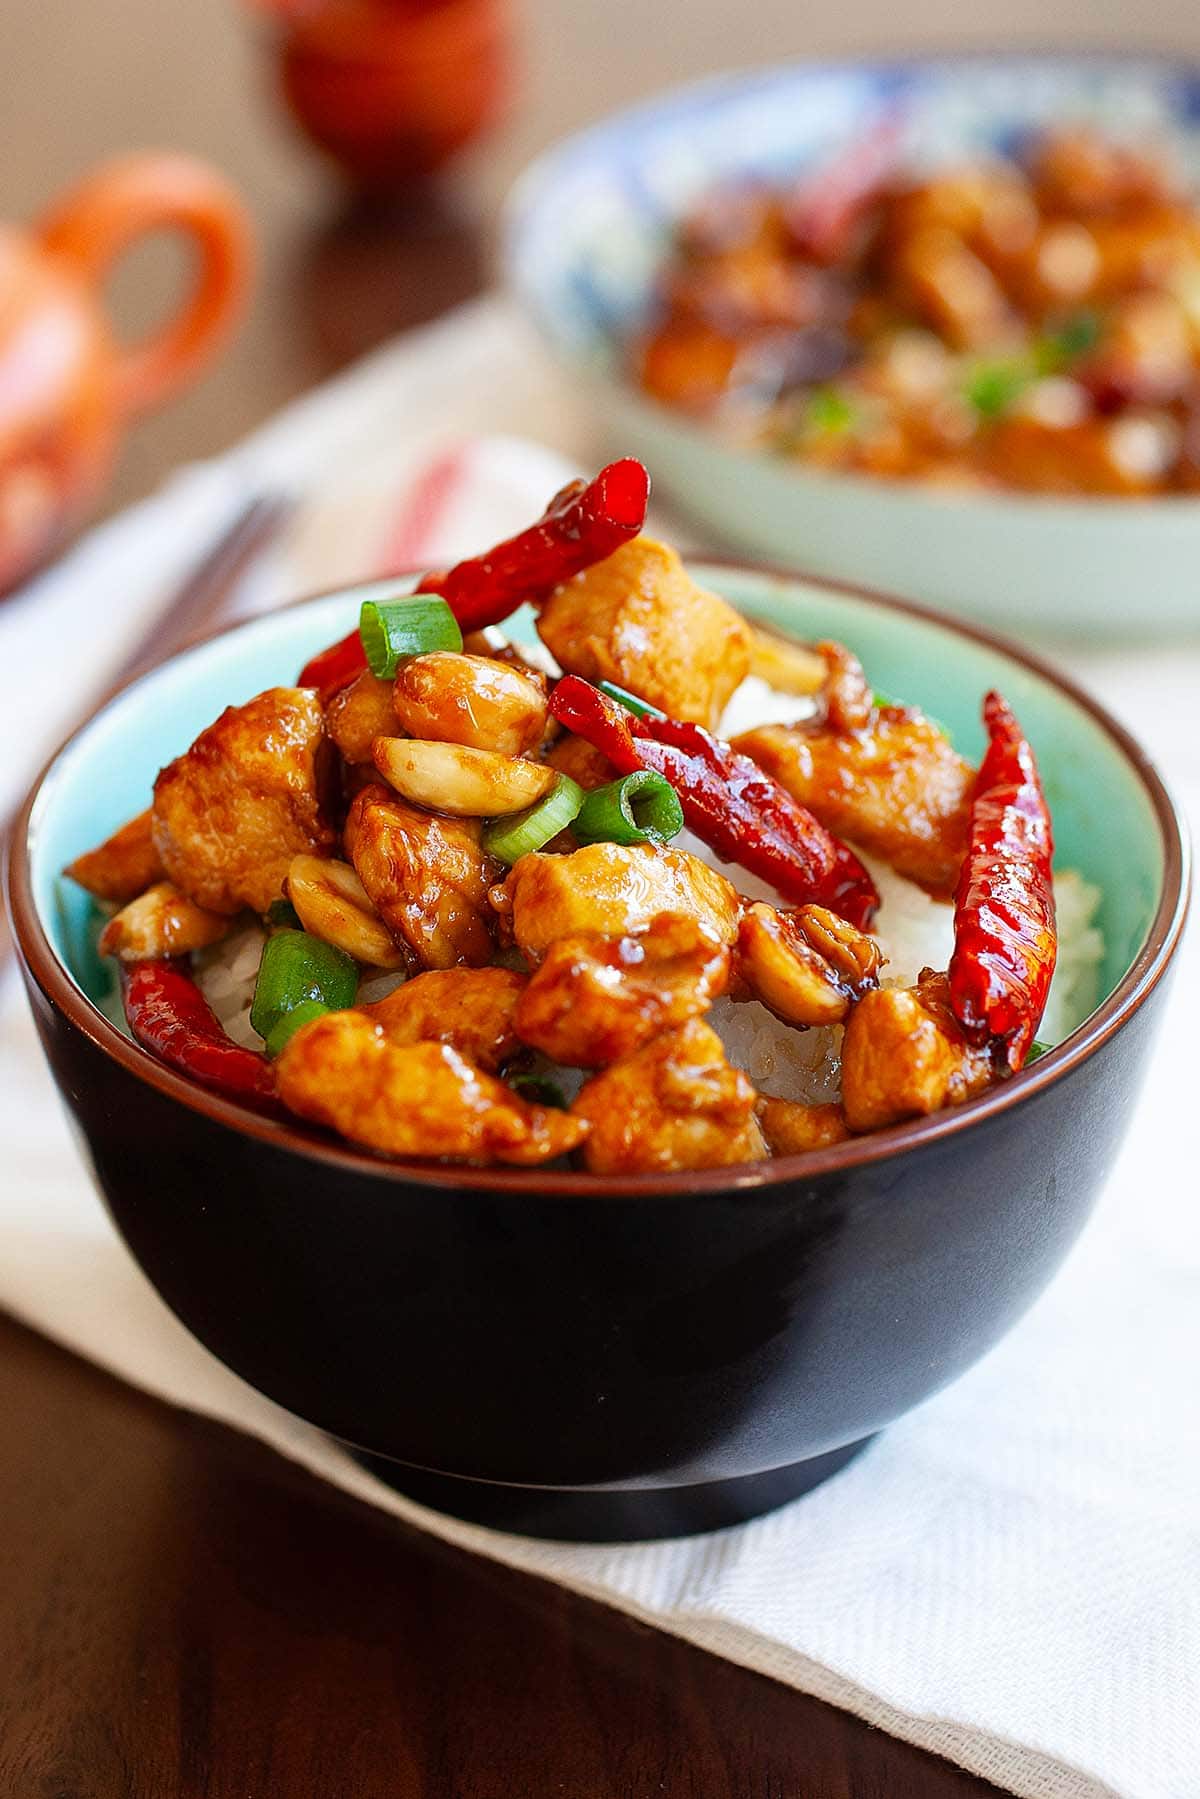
(1, 493, 294, 972)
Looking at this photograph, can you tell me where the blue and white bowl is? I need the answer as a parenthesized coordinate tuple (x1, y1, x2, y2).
(504, 53, 1200, 636)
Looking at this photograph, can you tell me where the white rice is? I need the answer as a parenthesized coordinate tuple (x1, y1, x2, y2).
(165, 673, 1106, 1100)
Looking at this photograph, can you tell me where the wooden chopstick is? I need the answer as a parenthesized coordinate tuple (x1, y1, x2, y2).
(1, 493, 294, 972)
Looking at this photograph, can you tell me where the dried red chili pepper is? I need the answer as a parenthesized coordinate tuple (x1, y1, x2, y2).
(948, 691, 1057, 1071)
(422, 457, 650, 634)
(550, 675, 879, 926)
(298, 627, 368, 702)
(121, 960, 280, 1114)
(296, 460, 651, 697)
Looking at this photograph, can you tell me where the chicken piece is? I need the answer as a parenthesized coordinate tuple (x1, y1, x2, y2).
(65, 808, 164, 902)
(326, 672, 398, 767)
(1031, 129, 1175, 219)
(758, 1097, 851, 1155)
(493, 842, 741, 963)
(888, 226, 1015, 351)
(840, 971, 994, 1133)
(732, 711, 974, 896)
(152, 687, 335, 915)
(276, 1011, 586, 1166)
(543, 731, 613, 792)
(346, 784, 499, 969)
(572, 1019, 765, 1176)
(1080, 292, 1194, 407)
(392, 652, 548, 757)
(515, 914, 731, 1068)
(747, 628, 827, 697)
(734, 902, 882, 1028)
(818, 638, 873, 733)
(359, 967, 526, 1072)
(536, 536, 752, 728)
(97, 880, 230, 962)
(985, 412, 1179, 496)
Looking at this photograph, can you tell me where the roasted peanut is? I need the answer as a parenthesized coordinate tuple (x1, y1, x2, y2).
(286, 854, 407, 969)
(392, 652, 549, 756)
(373, 737, 556, 817)
(98, 881, 230, 962)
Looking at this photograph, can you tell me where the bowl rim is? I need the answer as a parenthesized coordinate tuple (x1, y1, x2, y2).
(6, 556, 1192, 1200)
(502, 44, 1200, 517)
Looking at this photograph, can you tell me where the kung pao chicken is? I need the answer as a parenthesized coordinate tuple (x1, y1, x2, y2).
(635, 127, 1200, 495)
(67, 458, 1058, 1173)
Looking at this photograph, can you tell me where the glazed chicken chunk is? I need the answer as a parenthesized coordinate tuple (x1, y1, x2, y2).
(494, 841, 741, 963)
(734, 701, 974, 896)
(346, 784, 500, 969)
(326, 671, 399, 767)
(734, 901, 883, 1028)
(572, 1019, 765, 1176)
(757, 1097, 851, 1155)
(536, 536, 752, 728)
(152, 687, 335, 915)
(359, 966, 526, 1073)
(276, 1010, 586, 1165)
(65, 808, 164, 902)
(840, 970, 994, 1132)
(515, 913, 732, 1068)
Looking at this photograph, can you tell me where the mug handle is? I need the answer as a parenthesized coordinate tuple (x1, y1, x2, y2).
(35, 152, 254, 418)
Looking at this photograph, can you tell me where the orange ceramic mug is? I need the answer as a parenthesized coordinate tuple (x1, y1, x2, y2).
(0, 152, 253, 596)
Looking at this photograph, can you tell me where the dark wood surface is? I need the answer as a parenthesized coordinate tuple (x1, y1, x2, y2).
(0, 1314, 1003, 1799)
(12, 2, 1186, 1792)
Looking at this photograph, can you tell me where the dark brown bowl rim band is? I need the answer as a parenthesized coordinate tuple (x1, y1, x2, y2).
(6, 557, 1192, 1201)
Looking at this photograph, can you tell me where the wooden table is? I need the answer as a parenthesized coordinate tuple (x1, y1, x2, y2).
(9, 3, 1191, 1792)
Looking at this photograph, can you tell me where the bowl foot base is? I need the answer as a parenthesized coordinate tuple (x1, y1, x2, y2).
(346, 1436, 876, 1542)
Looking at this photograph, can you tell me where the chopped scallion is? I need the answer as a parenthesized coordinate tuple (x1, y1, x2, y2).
(250, 929, 359, 1043)
(573, 769, 684, 848)
(510, 1073, 568, 1109)
(1024, 1039, 1052, 1064)
(482, 774, 585, 864)
(359, 594, 462, 678)
(265, 898, 302, 931)
(806, 385, 858, 435)
(265, 1000, 330, 1059)
(965, 358, 1031, 419)
(1035, 310, 1100, 373)
(595, 679, 666, 720)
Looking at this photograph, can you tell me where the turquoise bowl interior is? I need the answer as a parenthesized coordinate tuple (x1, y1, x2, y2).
(26, 568, 1176, 1034)
(503, 53, 1200, 634)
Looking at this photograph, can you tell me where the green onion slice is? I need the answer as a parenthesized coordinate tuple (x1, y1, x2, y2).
(509, 1072, 568, 1109)
(595, 679, 666, 720)
(806, 385, 858, 435)
(250, 928, 359, 1043)
(264, 999, 330, 1059)
(573, 770, 684, 848)
(1035, 310, 1101, 373)
(964, 358, 1032, 419)
(265, 898, 302, 931)
(482, 774, 585, 865)
(1024, 1039, 1052, 1065)
(359, 594, 463, 678)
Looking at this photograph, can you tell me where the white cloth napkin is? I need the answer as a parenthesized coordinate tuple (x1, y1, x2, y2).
(4, 295, 1199, 1799)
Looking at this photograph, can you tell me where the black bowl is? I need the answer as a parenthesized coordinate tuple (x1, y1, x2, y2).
(7, 566, 1190, 1540)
